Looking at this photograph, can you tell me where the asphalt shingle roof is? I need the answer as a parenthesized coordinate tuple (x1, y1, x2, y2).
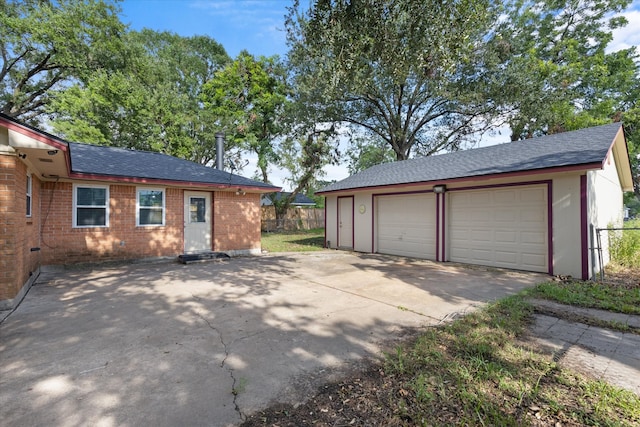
(261, 192, 316, 206)
(318, 123, 623, 193)
(69, 142, 278, 189)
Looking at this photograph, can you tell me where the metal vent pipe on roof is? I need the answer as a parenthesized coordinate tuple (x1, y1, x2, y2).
(215, 132, 225, 170)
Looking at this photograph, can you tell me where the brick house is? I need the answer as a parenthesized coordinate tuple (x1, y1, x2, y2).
(0, 113, 279, 309)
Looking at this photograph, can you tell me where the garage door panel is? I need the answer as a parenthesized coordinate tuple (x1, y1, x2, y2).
(470, 192, 491, 204)
(522, 253, 546, 267)
(521, 208, 545, 222)
(495, 211, 517, 222)
(377, 194, 436, 259)
(470, 248, 493, 262)
(496, 230, 517, 243)
(449, 185, 548, 273)
(495, 251, 518, 264)
(471, 230, 492, 242)
(522, 231, 546, 244)
(494, 190, 517, 203)
(521, 187, 545, 201)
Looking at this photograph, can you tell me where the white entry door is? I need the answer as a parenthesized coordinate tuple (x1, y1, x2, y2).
(338, 197, 354, 249)
(184, 191, 212, 253)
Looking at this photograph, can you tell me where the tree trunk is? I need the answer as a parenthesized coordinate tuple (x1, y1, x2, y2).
(274, 203, 287, 230)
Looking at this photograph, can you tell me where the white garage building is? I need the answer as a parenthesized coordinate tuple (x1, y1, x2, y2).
(318, 123, 634, 280)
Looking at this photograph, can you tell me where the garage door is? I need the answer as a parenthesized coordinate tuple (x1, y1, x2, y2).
(377, 194, 436, 259)
(449, 185, 548, 272)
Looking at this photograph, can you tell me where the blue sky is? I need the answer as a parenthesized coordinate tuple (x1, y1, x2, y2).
(119, 0, 640, 189)
(119, 0, 291, 58)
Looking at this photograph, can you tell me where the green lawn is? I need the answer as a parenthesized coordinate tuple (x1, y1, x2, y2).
(261, 228, 325, 252)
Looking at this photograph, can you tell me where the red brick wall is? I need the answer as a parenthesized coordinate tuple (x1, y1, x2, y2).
(41, 183, 184, 264)
(1, 152, 264, 304)
(0, 155, 41, 302)
(213, 191, 261, 252)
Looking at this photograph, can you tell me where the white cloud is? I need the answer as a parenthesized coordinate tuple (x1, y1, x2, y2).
(189, 1, 285, 25)
(608, 1, 640, 52)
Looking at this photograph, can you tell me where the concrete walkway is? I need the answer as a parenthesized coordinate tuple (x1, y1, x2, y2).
(528, 299, 640, 396)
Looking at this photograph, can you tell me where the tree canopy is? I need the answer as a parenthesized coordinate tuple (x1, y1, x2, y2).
(487, 0, 639, 192)
(490, 0, 637, 140)
(1, 0, 125, 124)
(285, 0, 498, 160)
(287, 0, 638, 161)
(3, 0, 638, 198)
(50, 29, 230, 164)
(201, 51, 290, 179)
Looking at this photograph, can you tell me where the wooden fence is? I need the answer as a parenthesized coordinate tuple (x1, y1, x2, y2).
(261, 207, 324, 231)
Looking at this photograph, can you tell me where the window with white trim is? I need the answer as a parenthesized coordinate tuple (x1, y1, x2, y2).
(26, 173, 32, 217)
(73, 185, 109, 227)
(137, 188, 165, 226)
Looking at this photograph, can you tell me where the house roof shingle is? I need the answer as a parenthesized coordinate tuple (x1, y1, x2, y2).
(318, 123, 623, 193)
(0, 112, 279, 190)
(69, 142, 278, 190)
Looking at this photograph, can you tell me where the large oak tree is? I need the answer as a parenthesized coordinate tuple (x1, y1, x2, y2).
(285, 0, 498, 160)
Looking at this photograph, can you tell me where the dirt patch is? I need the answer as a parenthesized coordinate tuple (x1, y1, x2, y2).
(602, 265, 640, 289)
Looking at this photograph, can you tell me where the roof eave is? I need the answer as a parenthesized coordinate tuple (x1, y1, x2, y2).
(606, 125, 634, 192)
(68, 172, 281, 192)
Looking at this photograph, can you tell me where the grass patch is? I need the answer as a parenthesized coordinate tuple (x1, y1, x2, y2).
(244, 294, 640, 426)
(261, 228, 325, 252)
(392, 297, 640, 425)
(525, 280, 640, 315)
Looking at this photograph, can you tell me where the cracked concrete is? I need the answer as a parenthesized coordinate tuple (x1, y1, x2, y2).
(194, 304, 246, 421)
(194, 304, 244, 423)
(0, 251, 545, 426)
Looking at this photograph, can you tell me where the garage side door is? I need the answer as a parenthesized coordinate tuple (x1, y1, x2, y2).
(449, 186, 548, 272)
(377, 194, 436, 259)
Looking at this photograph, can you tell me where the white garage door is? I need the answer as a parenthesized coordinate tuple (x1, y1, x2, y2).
(449, 185, 548, 272)
(377, 194, 436, 259)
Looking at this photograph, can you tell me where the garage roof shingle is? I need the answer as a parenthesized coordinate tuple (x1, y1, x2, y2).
(318, 123, 623, 193)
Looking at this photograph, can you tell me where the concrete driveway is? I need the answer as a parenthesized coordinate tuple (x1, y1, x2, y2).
(0, 251, 545, 426)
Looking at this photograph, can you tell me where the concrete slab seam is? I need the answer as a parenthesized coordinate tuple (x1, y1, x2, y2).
(289, 274, 438, 321)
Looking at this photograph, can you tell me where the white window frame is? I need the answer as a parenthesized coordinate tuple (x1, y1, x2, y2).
(136, 187, 165, 227)
(26, 172, 32, 217)
(73, 184, 109, 228)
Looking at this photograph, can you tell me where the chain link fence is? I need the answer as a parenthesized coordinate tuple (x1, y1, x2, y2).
(595, 225, 640, 280)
